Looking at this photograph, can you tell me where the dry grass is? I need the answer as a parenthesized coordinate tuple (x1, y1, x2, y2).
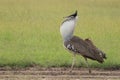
(0, 0, 120, 68)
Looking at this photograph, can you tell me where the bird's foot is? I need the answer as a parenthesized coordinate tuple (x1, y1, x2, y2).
(69, 69, 73, 73)
(89, 69, 92, 74)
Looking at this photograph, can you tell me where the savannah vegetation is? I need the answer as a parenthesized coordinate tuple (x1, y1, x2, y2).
(0, 0, 120, 69)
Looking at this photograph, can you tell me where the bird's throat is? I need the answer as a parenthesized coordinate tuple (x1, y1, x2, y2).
(60, 20, 76, 42)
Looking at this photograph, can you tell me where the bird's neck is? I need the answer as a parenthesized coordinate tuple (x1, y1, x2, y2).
(60, 19, 77, 42)
(63, 33, 73, 42)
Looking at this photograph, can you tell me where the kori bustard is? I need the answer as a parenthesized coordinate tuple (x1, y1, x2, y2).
(60, 11, 106, 73)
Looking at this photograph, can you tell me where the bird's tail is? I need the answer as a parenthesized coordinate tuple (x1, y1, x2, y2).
(85, 38, 107, 63)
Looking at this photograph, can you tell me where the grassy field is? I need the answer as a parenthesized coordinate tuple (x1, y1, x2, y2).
(0, 0, 120, 68)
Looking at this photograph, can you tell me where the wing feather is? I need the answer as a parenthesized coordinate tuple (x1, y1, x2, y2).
(64, 36, 106, 63)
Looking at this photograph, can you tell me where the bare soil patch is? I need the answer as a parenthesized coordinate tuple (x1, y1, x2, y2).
(0, 67, 119, 80)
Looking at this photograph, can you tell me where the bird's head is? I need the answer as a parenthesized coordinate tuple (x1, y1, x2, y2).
(64, 10, 78, 20)
(60, 11, 78, 42)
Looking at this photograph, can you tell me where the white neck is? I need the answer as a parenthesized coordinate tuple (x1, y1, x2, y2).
(60, 17, 78, 42)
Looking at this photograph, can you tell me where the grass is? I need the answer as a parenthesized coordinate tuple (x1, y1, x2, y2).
(0, 0, 120, 68)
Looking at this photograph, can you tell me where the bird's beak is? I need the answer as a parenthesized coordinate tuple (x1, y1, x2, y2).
(63, 10, 78, 19)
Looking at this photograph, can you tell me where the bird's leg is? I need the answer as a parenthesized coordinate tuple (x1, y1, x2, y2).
(69, 54, 76, 72)
(84, 58, 92, 74)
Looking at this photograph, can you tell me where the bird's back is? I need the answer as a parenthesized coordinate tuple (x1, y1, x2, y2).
(64, 36, 106, 63)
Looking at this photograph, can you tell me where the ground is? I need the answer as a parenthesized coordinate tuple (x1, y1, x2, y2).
(0, 67, 119, 80)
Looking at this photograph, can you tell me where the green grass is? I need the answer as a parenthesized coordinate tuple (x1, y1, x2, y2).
(0, 0, 120, 68)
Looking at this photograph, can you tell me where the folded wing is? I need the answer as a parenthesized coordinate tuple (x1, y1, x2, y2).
(64, 36, 106, 63)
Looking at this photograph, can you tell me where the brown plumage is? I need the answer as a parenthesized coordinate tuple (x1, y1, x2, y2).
(64, 36, 106, 63)
(60, 11, 106, 73)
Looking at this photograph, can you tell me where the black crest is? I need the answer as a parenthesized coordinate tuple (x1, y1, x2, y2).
(65, 10, 77, 18)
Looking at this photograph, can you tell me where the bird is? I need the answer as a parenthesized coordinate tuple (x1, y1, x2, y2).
(60, 11, 107, 73)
